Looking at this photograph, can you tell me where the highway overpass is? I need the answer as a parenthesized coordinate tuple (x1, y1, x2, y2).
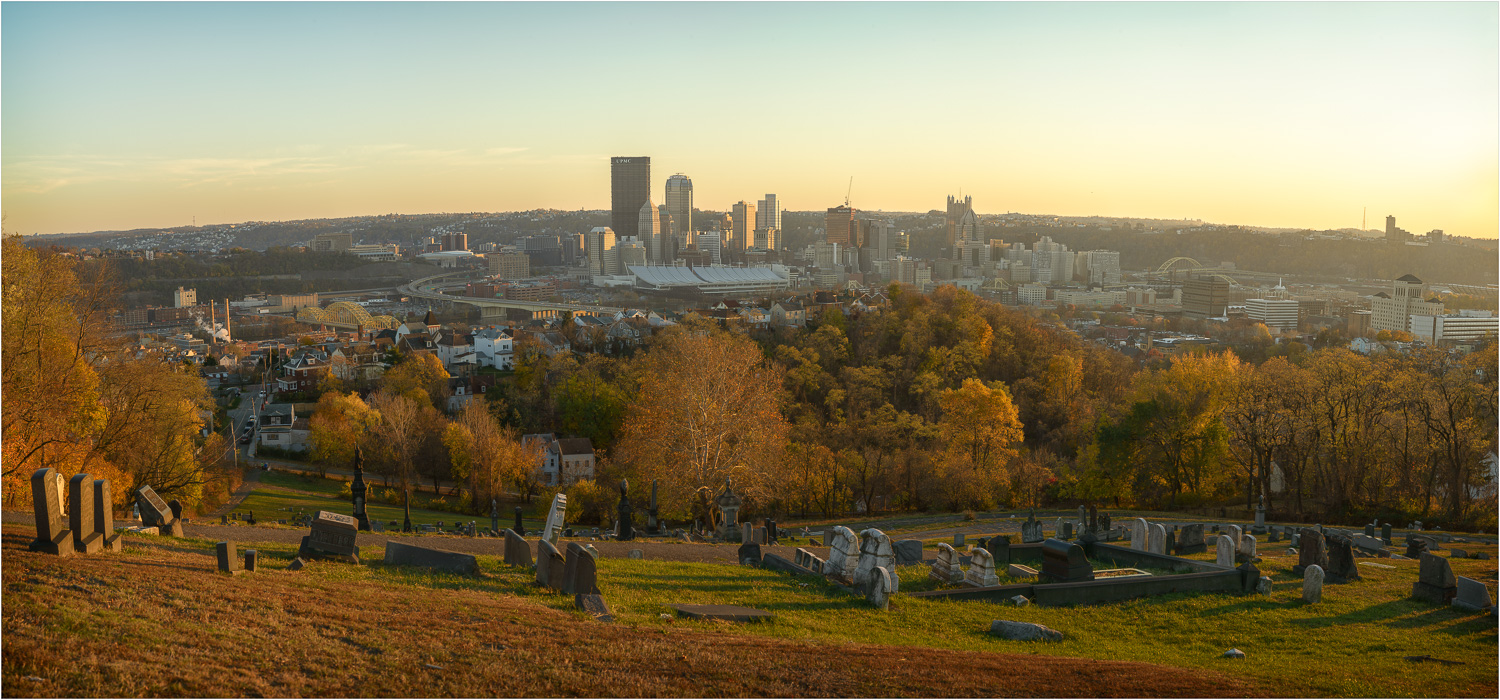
(397, 272, 623, 320)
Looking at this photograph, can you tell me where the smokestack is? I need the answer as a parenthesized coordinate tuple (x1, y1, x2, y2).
(224, 298, 231, 342)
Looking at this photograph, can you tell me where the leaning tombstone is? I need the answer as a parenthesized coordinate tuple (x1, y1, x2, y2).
(541, 494, 567, 546)
(1216, 533, 1236, 567)
(216, 541, 245, 575)
(865, 566, 894, 611)
(1411, 552, 1458, 604)
(536, 539, 566, 590)
(1451, 577, 1494, 612)
(92, 478, 122, 552)
(929, 542, 964, 584)
(136, 485, 183, 537)
(562, 542, 600, 595)
(1323, 534, 1361, 584)
(505, 529, 534, 568)
(1302, 564, 1324, 603)
(1040, 538, 1093, 583)
(384, 541, 479, 575)
(964, 547, 1000, 588)
(298, 511, 360, 564)
(852, 529, 895, 587)
(28, 468, 74, 556)
(244, 549, 258, 572)
(69, 474, 104, 554)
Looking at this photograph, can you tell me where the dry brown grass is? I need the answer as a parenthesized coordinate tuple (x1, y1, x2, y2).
(1, 528, 1254, 698)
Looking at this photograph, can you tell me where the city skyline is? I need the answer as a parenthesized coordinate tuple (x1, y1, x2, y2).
(3, 2, 1496, 238)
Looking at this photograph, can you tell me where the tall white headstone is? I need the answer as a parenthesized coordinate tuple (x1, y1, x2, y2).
(1302, 564, 1324, 603)
(1131, 518, 1148, 550)
(1148, 523, 1167, 555)
(853, 529, 895, 587)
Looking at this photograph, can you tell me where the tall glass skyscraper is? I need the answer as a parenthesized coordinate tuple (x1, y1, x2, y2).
(756, 194, 781, 231)
(611, 156, 651, 240)
(665, 173, 693, 238)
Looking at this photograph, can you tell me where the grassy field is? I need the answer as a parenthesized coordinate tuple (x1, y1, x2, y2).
(230, 471, 549, 532)
(4, 520, 1495, 697)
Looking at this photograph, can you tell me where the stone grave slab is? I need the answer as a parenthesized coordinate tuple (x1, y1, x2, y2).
(537, 539, 566, 590)
(1007, 563, 1038, 579)
(541, 493, 567, 545)
(964, 546, 1000, 587)
(504, 529, 534, 567)
(384, 541, 478, 575)
(671, 604, 773, 622)
(1452, 577, 1493, 612)
(91, 478, 122, 552)
(1293, 528, 1328, 576)
(1323, 534, 1362, 584)
(299, 510, 360, 563)
(69, 475, 104, 554)
(738, 542, 763, 565)
(893, 539, 923, 565)
(575, 593, 614, 622)
(216, 541, 244, 574)
(1041, 538, 1093, 583)
(563, 542, 600, 595)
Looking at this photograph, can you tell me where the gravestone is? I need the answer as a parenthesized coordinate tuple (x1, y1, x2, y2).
(753, 527, 767, 545)
(216, 541, 244, 574)
(575, 593, 614, 622)
(823, 526, 861, 582)
(135, 485, 183, 537)
(29, 469, 74, 556)
(1293, 528, 1329, 577)
(1099, 513, 1111, 534)
(384, 541, 479, 575)
(92, 478, 122, 552)
(299, 510, 360, 563)
(536, 539, 567, 590)
(764, 518, 778, 545)
(1020, 516, 1043, 544)
(1238, 533, 1257, 563)
(964, 546, 1000, 587)
(738, 542, 762, 566)
(1077, 505, 1088, 531)
(512, 506, 525, 537)
(245, 549, 258, 572)
(1130, 518, 1148, 550)
(1323, 534, 1362, 584)
(616, 479, 634, 542)
(1165, 530, 1176, 556)
(1040, 538, 1093, 583)
(1352, 535, 1386, 555)
(929, 542, 964, 584)
(505, 529, 534, 567)
(671, 604, 773, 622)
(1364, 523, 1375, 538)
(562, 542, 600, 595)
(1061, 521, 1074, 540)
(865, 566, 894, 611)
(1216, 533, 1236, 567)
(1269, 528, 1281, 543)
(893, 539, 924, 565)
(1405, 536, 1433, 559)
(953, 533, 966, 548)
(1007, 563, 1038, 580)
(852, 529, 895, 587)
(1147, 523, 1166, 555)
(1252, 495, 1266, 534)
(1452, 577, 1494, 612)
(68, 474, 104, 554)
(1302, 564, 1324, 603)
(1411, 552, 1458, 604)
(715, 479, 742, 540)
(168, 499, 183, 522)
(627, 549, 643, 560)
(1226, 524, 1243, 551)
(541, 493, 567, 545)
(1381, 522, 1392, 546)
(987, 534, 1012, 565)
(351, 446, 370, 531)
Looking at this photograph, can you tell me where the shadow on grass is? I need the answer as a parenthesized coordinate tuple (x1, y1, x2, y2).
(1287, 599, 1416, 628)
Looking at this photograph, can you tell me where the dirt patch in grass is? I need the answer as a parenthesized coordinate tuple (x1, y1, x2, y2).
(2, 529, 1251, 698)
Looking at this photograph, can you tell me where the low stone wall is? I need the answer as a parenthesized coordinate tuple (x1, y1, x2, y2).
(1085, 542, 1227, 573)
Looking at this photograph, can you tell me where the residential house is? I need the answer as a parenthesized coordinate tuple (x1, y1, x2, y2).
(522, 434, 562, 485)
(770, 300, 806, 327)
(276, 349, 331, 393)
(435, 331, 475, 369)
(557, 438, 596, 484)
(472, 327, 515, 370)
(258, 403, 308, 451)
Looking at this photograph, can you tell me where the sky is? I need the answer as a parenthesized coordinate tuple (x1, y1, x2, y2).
(3, 2, 1497, 238)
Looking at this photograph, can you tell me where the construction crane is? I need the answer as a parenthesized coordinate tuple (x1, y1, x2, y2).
(844, 176, 853, 208)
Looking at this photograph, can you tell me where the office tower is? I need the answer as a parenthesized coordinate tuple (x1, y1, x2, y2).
(1074, 250, 1122, 285)
(813, 241, 839, 269)
(586, 227, 617, 276)
(756, 194, 782, 230)
(665, 173, 693, 237)
(638, 200, 661, 263)
(173, 286, 197, 308)
(1246, 298, 1300, 333)
(520, 234, 562, 267)
(866, 220, 896, 261)
(657, 204, 677, 263)
(1181, 276, 1230, 318)
(695, 232, 723, 265)
(945, 195, 974, 248)
(826, 205, 854, 246)
(312, 232, 354, 252)
(954, 209, 980, 248)
(616, 239, 647, 269)
(1385, 215, 1413, 244)
(753, 228, 780, 252)
(611, 157, 651, 240)
(1371, 274, 1444, 332)
(488, 252, 532, 280)
(440, 231, 468, 252)
(563, 233, 583, 264)
(731, 201, 756, 262)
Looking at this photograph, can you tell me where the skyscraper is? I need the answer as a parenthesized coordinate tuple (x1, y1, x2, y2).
(611, 157, 651, 241)
(945, 195, 973, 248)
(826, 205, 854, 246)
(657, 204, 677, 263)
(586, 227, 616, 276)
(638, 200, 661, 264)
(665, 173, 693, 238)
(756, 194, 781, 231)
(731, 200, 756, 262)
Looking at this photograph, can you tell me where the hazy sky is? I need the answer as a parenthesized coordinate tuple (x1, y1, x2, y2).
(4, 2, 1497, 237)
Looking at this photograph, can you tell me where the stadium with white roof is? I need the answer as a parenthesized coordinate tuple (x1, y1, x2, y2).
(629, 265, 790, 296)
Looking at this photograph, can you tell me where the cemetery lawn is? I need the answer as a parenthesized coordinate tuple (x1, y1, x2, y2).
(6, 527, 1496, 697)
